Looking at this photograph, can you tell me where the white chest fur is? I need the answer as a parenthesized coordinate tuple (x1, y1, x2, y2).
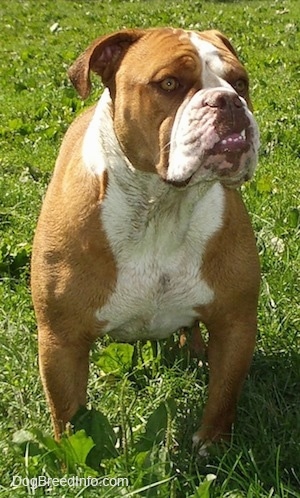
(96, 173, 225, 342)
(83, 91, 225, 342)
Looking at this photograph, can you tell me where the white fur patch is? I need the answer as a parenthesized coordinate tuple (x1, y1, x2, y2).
(189, 33, 232, 89)
(82, 72, 226, 343)
(82, 89, 133, 176)
(97, 177, 224, 342)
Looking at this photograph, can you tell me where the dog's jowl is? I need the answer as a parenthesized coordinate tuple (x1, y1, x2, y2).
(31, 28, 260, 448)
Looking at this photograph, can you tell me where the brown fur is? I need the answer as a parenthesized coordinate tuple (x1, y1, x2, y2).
(31, 106, 117, 436)
(195, 190, 260, 441)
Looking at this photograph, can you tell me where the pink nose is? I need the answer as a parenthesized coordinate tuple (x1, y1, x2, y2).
(203, 91, 243, 110)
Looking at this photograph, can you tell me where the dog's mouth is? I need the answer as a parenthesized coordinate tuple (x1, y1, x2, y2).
(204, 128, 252, 182)
(212, 130, 248, 154)
(166, 128, 255, 189)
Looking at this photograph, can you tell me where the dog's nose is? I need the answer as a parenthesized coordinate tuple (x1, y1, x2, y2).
(203, 91, 243, 110)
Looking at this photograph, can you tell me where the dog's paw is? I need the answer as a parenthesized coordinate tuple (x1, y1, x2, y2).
(192, 432, 210, 457)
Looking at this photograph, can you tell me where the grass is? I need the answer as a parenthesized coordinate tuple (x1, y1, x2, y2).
(0, 0, 299, 496)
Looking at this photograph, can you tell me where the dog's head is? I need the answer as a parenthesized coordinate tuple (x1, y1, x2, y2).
(69, 28, 259, 188)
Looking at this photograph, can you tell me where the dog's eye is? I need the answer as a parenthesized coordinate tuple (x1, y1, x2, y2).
(159, 77, 179, 92)
(233, 79, 248, 96)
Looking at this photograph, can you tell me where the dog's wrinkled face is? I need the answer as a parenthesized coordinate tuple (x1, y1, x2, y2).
(69, 28, 259, 188)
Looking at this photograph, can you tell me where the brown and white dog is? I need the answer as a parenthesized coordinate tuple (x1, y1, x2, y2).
(31, 28, 260, 449)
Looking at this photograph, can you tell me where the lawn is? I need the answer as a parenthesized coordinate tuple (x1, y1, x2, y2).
(0, 0, 299, 496)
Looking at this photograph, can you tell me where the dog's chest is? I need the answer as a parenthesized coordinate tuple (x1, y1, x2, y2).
(96, 177, 224, 342)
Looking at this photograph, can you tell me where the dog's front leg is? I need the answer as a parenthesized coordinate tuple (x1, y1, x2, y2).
(193, 313, 257, 447)
(38, 328, 91, 439)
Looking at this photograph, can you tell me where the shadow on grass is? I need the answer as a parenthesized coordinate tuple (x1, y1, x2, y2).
(173, 350, 300, 495)
(237, 352, 300, 488)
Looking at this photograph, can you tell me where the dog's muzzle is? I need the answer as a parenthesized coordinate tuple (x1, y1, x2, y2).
(167, 88, 260, 188)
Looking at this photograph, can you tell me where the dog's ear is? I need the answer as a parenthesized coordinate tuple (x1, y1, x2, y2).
(68, 29, 145, 99)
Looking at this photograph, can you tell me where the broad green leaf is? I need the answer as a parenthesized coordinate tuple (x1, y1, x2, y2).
(32, 429, 61, 454)
(133, 450, 150, 468)
(135, 399, 176, 452)
(288, 208, 300, 228)
(13, 429, 59, 460)
(71, 406, 118, 468)
(8, 118, 23, 131)
(61, 430, 95, 465)
(190, 474, 216, 498)
(256, 175, 273, 194)
(96, 343, 134, 376)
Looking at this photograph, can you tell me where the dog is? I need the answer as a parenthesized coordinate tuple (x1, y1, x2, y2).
(31, 27, 260, 448)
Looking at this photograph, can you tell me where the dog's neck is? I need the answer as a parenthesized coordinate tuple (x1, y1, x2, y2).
(81, 91, 225, 260)
(82, 89, 215, 211)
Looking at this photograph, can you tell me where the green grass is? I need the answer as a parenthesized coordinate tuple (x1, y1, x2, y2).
(0, 0, 299, 496)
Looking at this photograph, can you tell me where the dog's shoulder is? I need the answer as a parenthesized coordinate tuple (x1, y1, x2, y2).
(56, 105, 97, 170)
